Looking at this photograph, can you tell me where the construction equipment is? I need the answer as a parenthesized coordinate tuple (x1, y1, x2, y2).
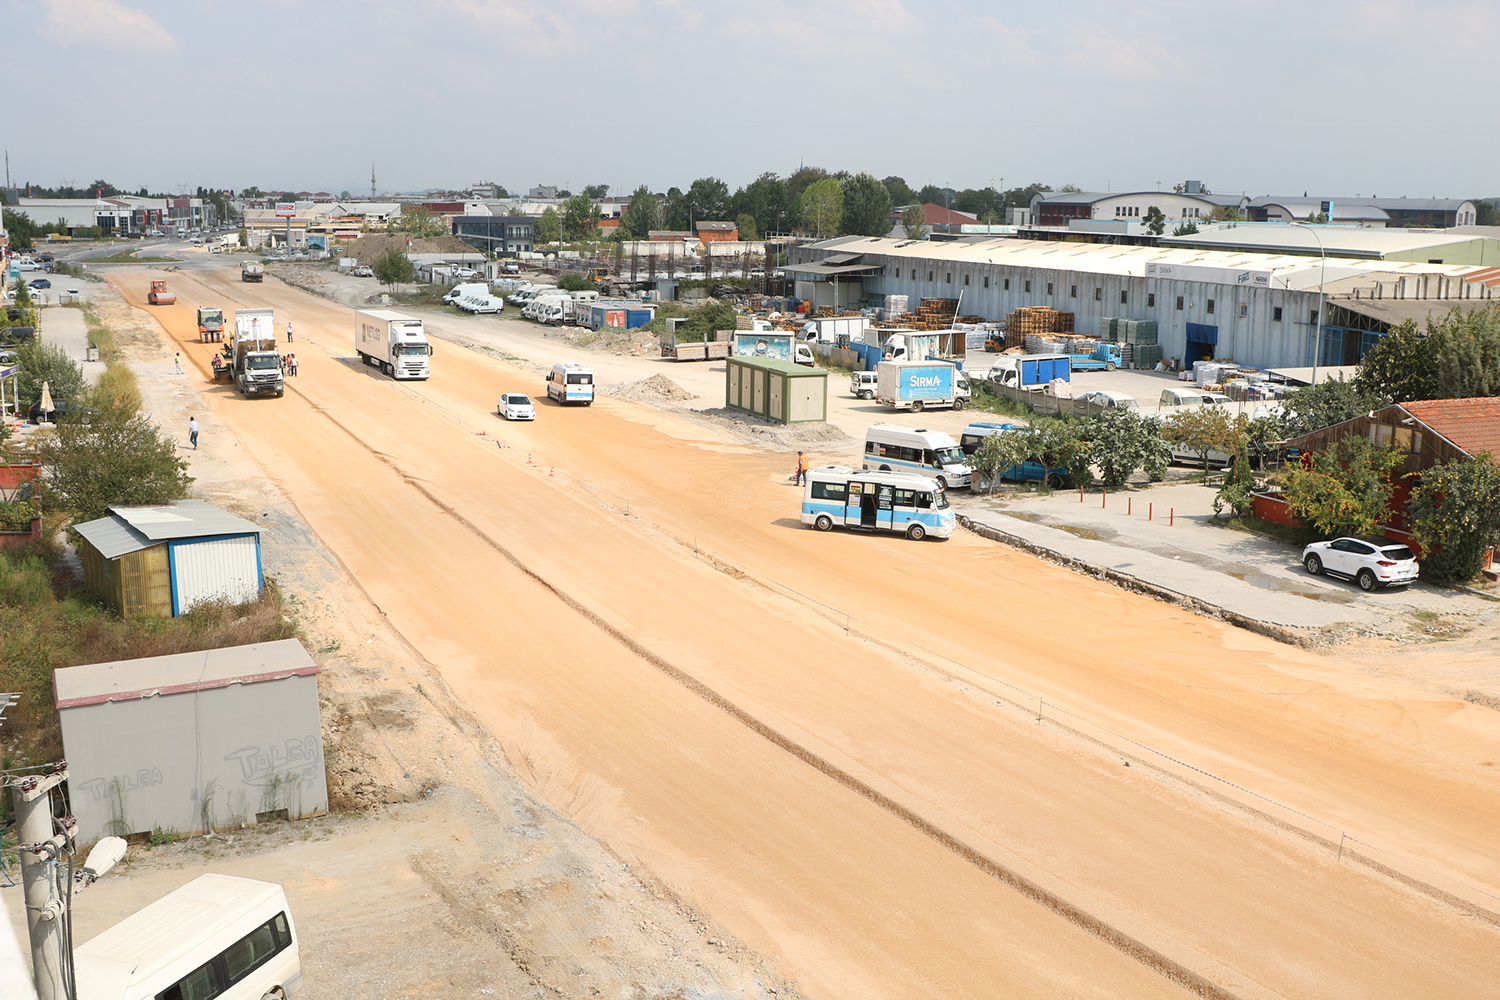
(147, 280, 176, 305)
(241, 261, 264, 283)
(197, 306, 225, 342)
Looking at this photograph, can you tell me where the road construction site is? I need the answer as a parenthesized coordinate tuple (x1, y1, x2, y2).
(78, 267, 1500, 998)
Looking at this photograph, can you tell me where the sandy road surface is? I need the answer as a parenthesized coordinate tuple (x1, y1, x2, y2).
(118, 269, 1500, 999)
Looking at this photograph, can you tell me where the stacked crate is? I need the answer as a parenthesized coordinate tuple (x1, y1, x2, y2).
(1005, 307, 1075, 349)
(904, 298, 960, 330)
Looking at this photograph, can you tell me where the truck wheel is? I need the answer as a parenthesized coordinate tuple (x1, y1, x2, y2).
(1106, 362, 1117, 371)
(1046, 473, 1066, 490)
(879, 465, 892, 472)
(953, 398, 966, 410)
(814, 514, 833, 532)
(906, 523, 926, 541)
(936, 476, 948, 490)
(910, 400, 924, 413)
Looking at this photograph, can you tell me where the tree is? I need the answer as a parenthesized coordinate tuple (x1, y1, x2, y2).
(663, 188, 689, 232)
(1279, 377, 1389, 438)
(1084, 409, 1166, 489)
(685, 177, 731, 225)
(1058, 184, 1082, 194)
(785, 167, 829, 204)
(1172, 221, 1200, 237)
(37, 397, 193, 526)
(1477, 200, 1498, 227)
(915, 184, 949, 206)
(1282, 436, 1407, 538)
(734, 212, 759, 242)
(618, 185, 660, 241)
(952, 187, 1004, 222)
(1409, 455, 1500, 583)
(1354, 319, 1435, 402)
(556, 273, 593, 292)
(1162, 406, 1236, 473)
(733, 173, 790, 238)
(3, 209, 39, 250)
(971, 419, 1083, 490)
(584, 184, 610, 199)
(882, 176, 914, 206)
(901, 204, 927, 240)
(398, 205, 444, 237)
(1355, 305, 1500, 403)
(371, 247, 414, 291)
(841, 172, 893, 236)
(559, 193, 600, 241)
(1210, 205, 1244, 223)
(1143, 206, 1166, 236)
(534, 207, 561, 245)
(798, 178, 843, 238)
(14, 342, 85, 409)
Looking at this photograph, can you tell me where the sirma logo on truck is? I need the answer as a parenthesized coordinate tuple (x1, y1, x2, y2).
(909, 375, 943, 387)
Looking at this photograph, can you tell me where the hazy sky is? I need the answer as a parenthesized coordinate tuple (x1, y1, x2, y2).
(7, 0, 1497, 199)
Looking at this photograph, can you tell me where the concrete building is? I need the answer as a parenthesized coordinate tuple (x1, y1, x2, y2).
(73, 501, 264, 618)
(1031, 190, 1246, 227)
(1160, 224, 1500, 265)
(788, 236, 1497, 370)
(55, 639, 327, 843)
(451, 214, 535, 254)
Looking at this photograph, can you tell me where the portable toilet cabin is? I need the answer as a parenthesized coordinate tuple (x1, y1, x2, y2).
(725, 356, 828, 424)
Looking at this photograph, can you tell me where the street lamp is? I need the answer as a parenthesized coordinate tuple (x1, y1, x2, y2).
(1289, 221, 1327, 386)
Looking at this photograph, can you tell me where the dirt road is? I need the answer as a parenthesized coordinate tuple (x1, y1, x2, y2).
(116, 268, 1500, 999)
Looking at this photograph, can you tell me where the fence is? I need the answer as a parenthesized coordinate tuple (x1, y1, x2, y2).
(977, 381, 1109, 419)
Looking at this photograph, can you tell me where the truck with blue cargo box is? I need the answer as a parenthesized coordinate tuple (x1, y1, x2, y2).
(875, 359, 970, 412)
(986, 353, 1072, 389)
(958, 422, 1073, 489)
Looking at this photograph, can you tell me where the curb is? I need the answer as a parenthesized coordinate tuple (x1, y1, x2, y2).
(957, 515, 1316, 648)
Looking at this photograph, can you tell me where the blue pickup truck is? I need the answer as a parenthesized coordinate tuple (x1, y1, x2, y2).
(957, 422, 1073, 489)
(1066, 343, 1124, 372)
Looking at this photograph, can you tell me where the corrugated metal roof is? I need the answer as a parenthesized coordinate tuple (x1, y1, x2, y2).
(1331, 298, 1493, 327)
(1161, 226, 1487, 257)
(54, 639, 319, 709)
(73, 500, 261, 560)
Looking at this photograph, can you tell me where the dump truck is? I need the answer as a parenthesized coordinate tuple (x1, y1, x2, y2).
(147, 280, 176, 305)
(197, 307, 225, 343)
(231, 308, 284, 397)
(241, 261, 264, 283)
(355, 308, 431, 380)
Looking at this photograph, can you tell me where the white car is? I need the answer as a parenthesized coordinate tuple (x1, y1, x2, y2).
(850, 371, 878, 399)
(1078, 390, 1139, 410)
(1301, 537, 1420, 591)
(452, 267, 478, 278)
(498, 393, 536, 420)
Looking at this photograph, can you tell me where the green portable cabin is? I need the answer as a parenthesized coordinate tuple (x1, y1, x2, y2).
(724, 356, 828, 424)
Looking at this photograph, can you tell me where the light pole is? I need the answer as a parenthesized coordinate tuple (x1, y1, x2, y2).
(1290, 222, 1327, 386)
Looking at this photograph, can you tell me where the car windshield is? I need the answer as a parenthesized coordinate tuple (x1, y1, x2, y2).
(508, 395, 531, 405)
(936, 446, 967, 466)
(247, 355, 280, 370)
(1380, 545, 1416, 561)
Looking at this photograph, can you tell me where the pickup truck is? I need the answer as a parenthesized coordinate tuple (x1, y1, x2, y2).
(1066, 343, 1124, 372)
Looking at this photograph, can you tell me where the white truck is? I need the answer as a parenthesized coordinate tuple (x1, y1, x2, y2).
(800, 315, 869, 344)
(231, 308, 284, 398)
(355, 308, 432, 379)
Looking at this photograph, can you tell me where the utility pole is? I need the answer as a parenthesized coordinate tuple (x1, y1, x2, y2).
(371, 162, 376, 200)
(13, 766, 71, 1000)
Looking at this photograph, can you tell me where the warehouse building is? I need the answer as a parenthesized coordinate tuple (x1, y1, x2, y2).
(1160, 225, 1500, 265)
(788, 236, 1497, 370)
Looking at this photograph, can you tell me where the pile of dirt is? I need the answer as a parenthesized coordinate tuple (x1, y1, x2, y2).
(343, 233, 476, 263)
(265, 264, 331, 296)
(612, 374, 698, 402)
(559, 324, 660, 356)
(689, 407, 849, 446)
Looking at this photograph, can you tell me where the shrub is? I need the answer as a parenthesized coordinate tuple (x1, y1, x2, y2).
(1408, 454, 1500, 583)
(1282, 436, 1407, 538)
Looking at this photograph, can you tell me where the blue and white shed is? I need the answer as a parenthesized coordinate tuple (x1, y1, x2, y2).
(74, 500, 264, 618)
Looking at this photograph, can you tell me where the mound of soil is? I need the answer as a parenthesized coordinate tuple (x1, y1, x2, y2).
(343, 233, 476, 262)
(614, 374, 698, 402)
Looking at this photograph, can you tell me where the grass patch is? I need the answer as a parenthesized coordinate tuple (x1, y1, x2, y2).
(0, 548, 300, 766)
(1218, 514, 1316, 546)
(968, 381, 1036, 419)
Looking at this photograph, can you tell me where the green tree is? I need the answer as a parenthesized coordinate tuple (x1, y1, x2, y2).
(371, 247, 414, 290)
(1085, 409, 1165, 489)
(916, 184, 950, 206)
(397, 205, 444, 237)
(3, 209, 39, 250)
(679, 300, 738, 340)
(733, 173, 790, 237)
(584, 184, 610, 199)
(840, 172, 893, 237)
(1282, 436, 1407, 538)
(618, 185, 660, 241)
(534, 207, 561, 245)
(1431, 304, 1500, 399)
(972, 427, 1034, 491)
(37, 398, 194, 526)
(1354, 319, 1435, 402)
(662, 187, 689, 231)
(785, 166, 830, 205)
(1162, 406, 1237, 472)
(1409, 455, 1500, 583)
(882, 176, 915, 206)
(1280, 377, 1390, 438)
(1143, 206, 1166, 236)
(798, 178, 844, 238)
(971, 419, 1082, 490)
(559, 193, 600, 241)
(734, 212, 759, 242)
(1172, 221, 1200, 236)
(556, 274, 593, 292)
(686, 177, 731, 225)
(952, 187, 1004, 222)
(15, 342, 85, 409)
(901, 204, 927, 240)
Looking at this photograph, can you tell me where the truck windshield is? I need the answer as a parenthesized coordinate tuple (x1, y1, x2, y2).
(400, 345, 428, 356)
(935, 446, 967, 466)
(932, 490, 950, 509)
(246, 355, 280, 370)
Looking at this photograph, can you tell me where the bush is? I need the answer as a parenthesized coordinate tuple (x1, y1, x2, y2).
(1408, 455, 1500, 583)
(15, 341, 85, 409)
(1282, 437, 1407, 538)
(36, 401, 193, 525)
(556, 273, 593, 292)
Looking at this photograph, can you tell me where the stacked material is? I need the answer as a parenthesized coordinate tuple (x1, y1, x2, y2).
(1116, 319, 1159, 344)
(900, 298, 960, 330)
(884, 294, 909, 320)
(1131, 344, 1163, 368)
(1004, 307, 1074, 348)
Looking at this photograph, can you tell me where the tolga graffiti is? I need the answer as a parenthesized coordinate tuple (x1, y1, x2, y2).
(78, 768, 164, 801)
(223, 735, 321, 786)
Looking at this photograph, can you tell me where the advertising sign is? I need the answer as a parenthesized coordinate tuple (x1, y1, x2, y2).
(733, 332, 793, 362)
(903, 366, 953, 400)
(275, 203, 296, 218)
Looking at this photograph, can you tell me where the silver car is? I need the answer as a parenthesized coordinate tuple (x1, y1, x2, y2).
(1302, 537, 1419, 591)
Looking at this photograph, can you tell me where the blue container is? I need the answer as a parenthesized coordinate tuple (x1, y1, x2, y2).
(625, 309, 652, 329)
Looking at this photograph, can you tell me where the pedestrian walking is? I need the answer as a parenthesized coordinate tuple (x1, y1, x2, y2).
(286, 321, 294, 343)
(794, 450, 810, 486)
(189, 416, 199, 450)
(174, 351, 183, 374)
(288, 352, 298, 376)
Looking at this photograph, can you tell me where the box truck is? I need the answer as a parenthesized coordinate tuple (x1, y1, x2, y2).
(231, 308, 283, 397)
(876, 359, 968, 412)
(355, 308, 432, 379)
(731, 331, 815, 366)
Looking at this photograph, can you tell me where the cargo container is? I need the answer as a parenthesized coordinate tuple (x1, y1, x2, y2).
(875, 360, 968, 412)
(355, 308, 432, 379)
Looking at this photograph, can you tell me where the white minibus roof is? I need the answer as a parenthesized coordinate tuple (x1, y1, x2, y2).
(75, 874, 287, 997)
(865, 423, 960, 447)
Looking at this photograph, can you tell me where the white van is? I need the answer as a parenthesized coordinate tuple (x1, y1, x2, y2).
(536, 297, 575, 325)
(547, 362, 594, 405)
(1159, 387, 1207, 407)
(443, 282, 489, 305)
(73, 874, 301, 1000)
(863, 423, 973, 489)
(851, 371, 878, 399)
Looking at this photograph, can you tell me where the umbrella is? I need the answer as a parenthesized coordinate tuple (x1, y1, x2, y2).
(39, 380, 54, 417)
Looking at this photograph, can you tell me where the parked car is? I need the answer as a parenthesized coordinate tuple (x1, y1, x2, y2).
(498, 393, 536, 421)
(1301, 537, 1419, 591)
(352, 265, 373, 277)
(28, 399, 85, 423)
(502, 260, 520, 274)
(452, 267, 478, 279)
(850, 370, 878, 399)
(1078, 390, 1139, 410)
(29, 278, 52, 290)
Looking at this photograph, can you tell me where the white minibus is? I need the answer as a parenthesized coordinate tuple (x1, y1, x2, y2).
(547, 362, 594, 405)
(802, 466, 954, 540)
(74, 874, 301, 1000)
(862, 423, 973, 489)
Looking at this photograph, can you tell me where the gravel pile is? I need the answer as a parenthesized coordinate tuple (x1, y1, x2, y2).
(613, 374, 698, 402)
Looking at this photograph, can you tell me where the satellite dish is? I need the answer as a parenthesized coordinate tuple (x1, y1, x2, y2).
(83, 836, 128, 879)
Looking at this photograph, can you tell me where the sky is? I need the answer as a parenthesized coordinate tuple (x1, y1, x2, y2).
(6, 0, 1498, 200)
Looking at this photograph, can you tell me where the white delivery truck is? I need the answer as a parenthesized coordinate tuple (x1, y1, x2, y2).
(355, 308, 432, 379)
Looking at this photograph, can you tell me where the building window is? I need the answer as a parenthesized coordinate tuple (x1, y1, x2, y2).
(928, 271, 933, 281)
(1147, 293, 1155, 307)
(1273, 306, 1283, 322)
(1176, 296, 1184, 310)
(912, 269, 917, 279)
(1046, 282, 1053, 295)
(1003, 278, 1010, 290)
(1120, 290, 1128, 304)
(945, 272, 951, 284)
(1070, 285, 1077, 298)
(1024, 280, 1032, 293)
(1310, 309, 1319, 324)
(984, 276, 990, 289)
(1207, 299, 1215, 314)
(1094, 287, 1102, 301)
(964, 274, 970, 286)
(1239, 302, 1248, 318)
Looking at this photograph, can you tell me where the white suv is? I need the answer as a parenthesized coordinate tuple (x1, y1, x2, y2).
(1301, 537, 1420, 591)
(850, 371, 878, 399)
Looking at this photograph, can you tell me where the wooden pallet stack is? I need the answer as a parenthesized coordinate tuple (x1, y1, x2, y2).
(902, 298, 959, 330)
(1003, 307, 1075, 348)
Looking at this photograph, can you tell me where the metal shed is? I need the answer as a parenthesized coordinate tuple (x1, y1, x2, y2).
(55, 639, 327, 843)
(73, 501, 263, 618)
(725, 356, 828, 424)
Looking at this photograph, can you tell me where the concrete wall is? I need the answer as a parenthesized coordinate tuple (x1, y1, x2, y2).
(60, 673, 328, 843)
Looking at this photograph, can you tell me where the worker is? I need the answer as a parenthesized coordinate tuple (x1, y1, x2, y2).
(287, 352, 298, 377)
(286, 321, 294, 342)
(794, 451, 810, 486)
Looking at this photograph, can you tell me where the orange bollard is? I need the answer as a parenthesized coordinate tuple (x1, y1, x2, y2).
(1170, 507, 1175, 526)
(1101, 490, 1107, 508)
(1127, 497, 1132, 516)
(1149, 502, 1153, 521)
(1079, 486, 1084, 503)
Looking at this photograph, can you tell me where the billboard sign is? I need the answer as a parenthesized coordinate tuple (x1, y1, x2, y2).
(275, 203, 296, 218)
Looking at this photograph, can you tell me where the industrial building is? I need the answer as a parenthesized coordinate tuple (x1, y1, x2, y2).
(55, 639, 328, 842)
(1160, 225, 1500, 265)
(451, 214, 536, 255)
(788, 236, 1498, 370)
(73, 500, 264, 618)
(1031, 189, 1480, 230)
